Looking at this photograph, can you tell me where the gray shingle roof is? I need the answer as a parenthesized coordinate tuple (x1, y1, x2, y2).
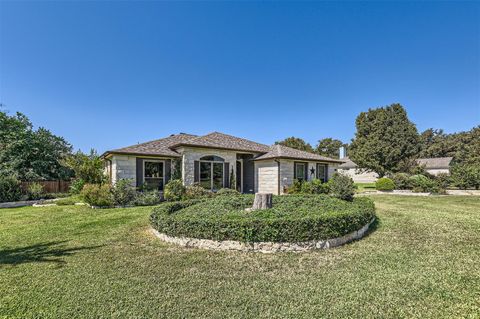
(416, 157, 453, 169)
(170, 132, 271, 153)
(106, 133, 197, 157)
(338, 157, 357, 169)
(255, 144, 344, 163)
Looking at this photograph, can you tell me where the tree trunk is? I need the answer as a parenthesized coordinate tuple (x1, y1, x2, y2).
(252, 193, 272, 210)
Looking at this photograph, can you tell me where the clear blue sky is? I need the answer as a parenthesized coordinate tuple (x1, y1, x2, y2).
(1, 1, 479, 153)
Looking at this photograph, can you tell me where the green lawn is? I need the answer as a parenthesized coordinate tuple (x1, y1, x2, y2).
(1, 196, 479, 318)
(355, 182, 377, 192)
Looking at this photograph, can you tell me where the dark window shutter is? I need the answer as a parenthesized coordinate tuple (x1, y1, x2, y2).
(224, 162, 229, 188)
(194, 161, 200, 183)
(304, 163, 308, 180)
(165, 159, 171, 185)
(136, 158, 143, 187)
(293, 163, 297, 179)
(325, 164, 329, 182)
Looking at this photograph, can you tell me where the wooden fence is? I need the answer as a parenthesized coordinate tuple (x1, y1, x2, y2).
(21, 180, 71, 193)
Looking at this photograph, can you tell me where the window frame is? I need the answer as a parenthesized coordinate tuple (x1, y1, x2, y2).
(294, 162, 308, 181)
(198, 156, 225, 191)
(316, 163, 328, 183)
(143, 159, 165, 190)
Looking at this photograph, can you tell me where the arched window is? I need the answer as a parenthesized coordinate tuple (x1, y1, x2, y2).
(199, 155, 225, 191)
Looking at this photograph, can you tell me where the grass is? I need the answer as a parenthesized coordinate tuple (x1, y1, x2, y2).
(1, 196, 479, 318)
(355, 182, 377, 192)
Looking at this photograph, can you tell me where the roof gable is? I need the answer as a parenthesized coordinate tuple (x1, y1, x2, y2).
(416, 157, 453, 169)
(255, 144, 343, 163)
(170, 132, 271, 153)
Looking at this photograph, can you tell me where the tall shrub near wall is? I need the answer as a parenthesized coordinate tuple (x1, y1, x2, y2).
(0, 175, 22, 202)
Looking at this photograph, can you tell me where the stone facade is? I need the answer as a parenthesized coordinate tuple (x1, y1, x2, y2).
(256, 159, 340, 195)
(339, 168, 379, 183)
(178, 147, 238, 186)
(110, 155, 137, 185)
(150, 218, 375, 253)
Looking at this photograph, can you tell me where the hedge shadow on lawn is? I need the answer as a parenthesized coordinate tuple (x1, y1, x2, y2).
(150, 195, 377, 244)
(0, 241, 103, 266)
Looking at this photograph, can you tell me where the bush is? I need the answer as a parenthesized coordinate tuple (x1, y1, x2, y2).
(435, 173, 451, 190)
(133, 190, 163, 206)
(150, 195, 375, 243)
(390, 173, 411, 190)
(216, 188, 241, 196)
(164, 179, 186, 201)
(286, 179, 303, 194)
(111, 179, 136, 206)
(450, 164, 480, 190)
(69, 178, 85, 194)
(329, 173, 356, 201)
(0, 175, 22, 203)
(300, 179, 330, 194)
(80, 184, 114, 207)
(27, 182, 45, 200)
(375, 178, 395, 191)
(184, 184, 213, 199)
(409, 175, 437, 193)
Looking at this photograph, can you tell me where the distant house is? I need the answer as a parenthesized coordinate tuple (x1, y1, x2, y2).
(338, 157, 379, 183)
(338, 156, 453, 182)
(415, 157, 453, 176)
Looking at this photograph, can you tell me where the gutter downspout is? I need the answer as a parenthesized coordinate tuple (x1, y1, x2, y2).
(274, 159, 281, 195)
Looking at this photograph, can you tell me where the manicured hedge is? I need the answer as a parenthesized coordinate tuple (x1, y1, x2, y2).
(150, 195, 375, 243)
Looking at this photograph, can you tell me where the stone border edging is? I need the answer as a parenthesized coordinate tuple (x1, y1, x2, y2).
(150, 218, 375, 253)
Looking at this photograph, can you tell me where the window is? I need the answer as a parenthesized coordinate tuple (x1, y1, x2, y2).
(294, 162, 307, 181)
(199, 156, 224, 191)
(144, 161, 164, 190)
(316, 163, 328, 183)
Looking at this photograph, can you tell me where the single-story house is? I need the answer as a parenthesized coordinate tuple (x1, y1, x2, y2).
(102, 132, 343, 195)
(338, 156, 453, 182)
(415, 157, 453, 176)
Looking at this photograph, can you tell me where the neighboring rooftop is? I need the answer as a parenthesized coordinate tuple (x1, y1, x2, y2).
(416, 157, 453, 169)
(255, 144, 344, 163)
(169, 131, 271, 153)
(338, 157, 357, 169)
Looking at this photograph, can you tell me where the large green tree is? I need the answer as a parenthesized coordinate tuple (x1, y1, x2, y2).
(315, 138, 344, 158)
(0, 109, 73, 180)
(275, 137, 314, 153)
(349, 103, 420, 177)
(63, 149, 105, 184)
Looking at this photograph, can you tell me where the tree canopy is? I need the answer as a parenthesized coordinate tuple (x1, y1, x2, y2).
(349, 103, 420, 177)
(0, 109, 73, 180)
(275, 137, 314, 153)
(315, 138, 344, 159)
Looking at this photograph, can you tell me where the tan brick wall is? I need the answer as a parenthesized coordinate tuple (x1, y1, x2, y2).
(255, 160, 279, 194)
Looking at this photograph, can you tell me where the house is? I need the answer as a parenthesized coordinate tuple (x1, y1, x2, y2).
(338, 156, 453, 182)
(102, 132, 343, 195)
(338, 157, 379, 183)
(415, 157, 453, 176)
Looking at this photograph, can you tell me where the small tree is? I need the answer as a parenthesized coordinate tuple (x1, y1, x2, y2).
(230, 167, 236, 190)
(171, 159, 182, 180)
(275, 137, 314, 153)
(315, 138, 344, 158)
(63, 149, 105, 184)
(349, 104, 420, 177)
(329, 173, 356, 201)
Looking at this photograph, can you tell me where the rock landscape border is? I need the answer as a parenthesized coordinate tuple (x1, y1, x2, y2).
(150, 218, 376, 253)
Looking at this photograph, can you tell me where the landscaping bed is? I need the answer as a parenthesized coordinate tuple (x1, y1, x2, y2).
(150, 195, 375, 244)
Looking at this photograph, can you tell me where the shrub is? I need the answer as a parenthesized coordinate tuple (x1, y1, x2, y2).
(56, 196, 82, 206)
(300, 179, 330, 194)
(286, 179, 303, 194)
(111, 179, 136, 206)
(80, 184, 113, 207)
(216, 188, 241, 196)
(27, 182, 45, 200)
(409, 175, 436, 193)
(133, 190, 163, 206)
(150, 195, 375, 243)
(450, 164, 480, 190)
(390, 173, 411, 190)
(329, 173, 355, 201)
(69, 178, 85, 194)
(0, 175, 22, 203)
(184, 184, 213, 199)
(164, 179, 186, 201)
(375, 178, 395, 191)
(435, 173, 451, 190)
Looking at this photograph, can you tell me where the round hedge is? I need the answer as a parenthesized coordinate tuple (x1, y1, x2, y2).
(376, 177, 396, 191)
(150, 195, 375, 243)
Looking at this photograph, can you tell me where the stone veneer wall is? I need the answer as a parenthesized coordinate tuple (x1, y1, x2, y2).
(151, 218, 375, 253)
(111, 155, 137, 185)
(178, 147, 238, 186)
(255, 160, 279, 194)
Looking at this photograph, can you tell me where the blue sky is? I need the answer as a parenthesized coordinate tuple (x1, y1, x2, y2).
(1, 1, 479, 153)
